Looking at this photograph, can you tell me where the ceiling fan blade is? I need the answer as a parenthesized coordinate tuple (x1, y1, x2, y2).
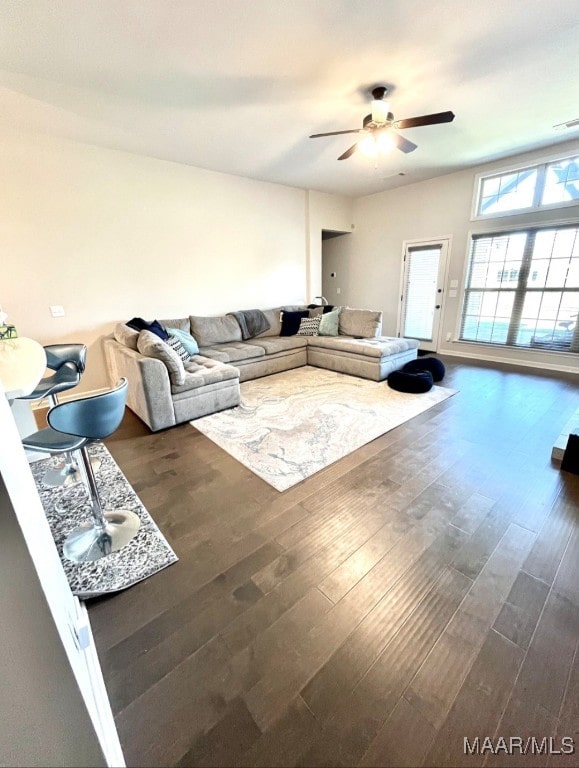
(392, 111, 455, 130)
(309, 129, 363, 138)
(391, 132, 417, 154)
(338, 143, 358, 161)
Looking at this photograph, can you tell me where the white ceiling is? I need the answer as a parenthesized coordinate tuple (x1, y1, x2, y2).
(1, 0, 578, 197)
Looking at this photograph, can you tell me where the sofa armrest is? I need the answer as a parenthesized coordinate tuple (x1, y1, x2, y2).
(102, 336, 176, 431)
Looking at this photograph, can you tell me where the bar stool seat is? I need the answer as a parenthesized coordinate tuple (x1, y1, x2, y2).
(19, 344, 87, 490)
(22, 378, 140, 563)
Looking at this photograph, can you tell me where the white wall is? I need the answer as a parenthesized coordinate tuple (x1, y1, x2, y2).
(323, 138, 579, 372)
(0, 392, 107, 767)
(306, 190, 354, 301)
(1, 131, 313, 393)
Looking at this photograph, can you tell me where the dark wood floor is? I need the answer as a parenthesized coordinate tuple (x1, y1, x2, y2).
(88, 358, 579, 768)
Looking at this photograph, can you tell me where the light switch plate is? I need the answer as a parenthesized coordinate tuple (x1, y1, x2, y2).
(50, 305, 65, 317)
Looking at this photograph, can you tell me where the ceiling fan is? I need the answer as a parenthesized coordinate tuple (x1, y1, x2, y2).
(310, 86, 455, 160)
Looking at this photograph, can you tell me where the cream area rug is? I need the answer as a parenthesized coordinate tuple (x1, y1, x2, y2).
(192, 366, 456, 492)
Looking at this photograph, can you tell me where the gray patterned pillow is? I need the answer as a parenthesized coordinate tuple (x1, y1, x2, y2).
(165, 335, 191, 362)
(296, 315, 322, 336)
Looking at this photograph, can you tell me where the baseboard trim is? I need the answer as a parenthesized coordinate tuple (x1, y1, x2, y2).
(441, 348, 579, 374)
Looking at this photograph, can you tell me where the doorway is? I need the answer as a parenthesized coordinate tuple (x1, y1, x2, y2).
(321, 229, 350, 306)
(399, 238, 450, 352)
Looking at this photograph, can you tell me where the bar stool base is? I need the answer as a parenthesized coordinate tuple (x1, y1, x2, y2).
(43, 462, 80, 488)
(63, 510, 141, 563)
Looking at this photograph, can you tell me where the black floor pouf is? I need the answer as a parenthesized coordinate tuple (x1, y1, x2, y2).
(387, 369, 434, 394)
(403, 356, 445, 382)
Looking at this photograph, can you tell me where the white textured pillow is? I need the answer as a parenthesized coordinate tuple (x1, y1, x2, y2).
(296, 315, 322, 336)
(137, 330, 186, 386)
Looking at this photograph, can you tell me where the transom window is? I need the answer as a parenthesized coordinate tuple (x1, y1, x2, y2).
(474, 154, 579, 219)
(460, 225, 579, 353)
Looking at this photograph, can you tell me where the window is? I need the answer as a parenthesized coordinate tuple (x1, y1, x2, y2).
(460, 225, 579, 353)
(474, 154, 579, 218)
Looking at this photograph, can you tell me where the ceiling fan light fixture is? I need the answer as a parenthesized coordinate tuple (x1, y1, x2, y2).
(358, 134, 379, 158)
(376, 130, 394, 153)
(358, 130, 394, 159)
(371, 98, 390, 124)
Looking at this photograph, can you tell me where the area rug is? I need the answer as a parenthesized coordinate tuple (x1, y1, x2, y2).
(30, 442, 178, 599)
(193, 366, 456, 491)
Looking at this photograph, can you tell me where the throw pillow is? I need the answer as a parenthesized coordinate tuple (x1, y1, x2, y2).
(338, 308, 383, 338)
(318, 308, 340, 336)
(280, 310, 309, 336)
(137, 329, 186, 387)
(296, 315, 322, 336)
(126, 317, 169, 341)
(166, 327, 200, 356)
(165, 334, 191, 362)
(308, 304, 335, 317)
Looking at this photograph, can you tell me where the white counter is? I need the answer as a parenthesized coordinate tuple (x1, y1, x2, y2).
(0, 337, 46, 399)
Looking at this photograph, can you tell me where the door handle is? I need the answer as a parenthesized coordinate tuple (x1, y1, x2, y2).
(435, 305, 441, 309)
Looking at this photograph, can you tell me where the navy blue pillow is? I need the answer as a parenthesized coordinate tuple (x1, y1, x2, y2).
(126, 317, 169, 341)
(280, 310, 309, 336)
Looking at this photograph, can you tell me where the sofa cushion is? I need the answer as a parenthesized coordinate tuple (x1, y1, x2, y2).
(307, 335, 419, 358)
(137, 329, 186, 386)
(198, 341, 266, 364)
(339, 307, 383, 338)
(170, 355, 240, 393)
(318, 308, 340, 336)
(280, 310, 309, 336)
(160, 317, 190, 333)
(113, 322, 139, 351)
(250, 336, 308, 354)
(189, 314, 242, 346)
(255, 307, 282, 337)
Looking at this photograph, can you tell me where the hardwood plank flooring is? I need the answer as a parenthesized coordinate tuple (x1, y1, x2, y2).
(87, 357, 579, 767)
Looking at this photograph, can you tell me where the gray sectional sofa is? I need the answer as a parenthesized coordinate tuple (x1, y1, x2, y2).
(103, 305, 419, 431)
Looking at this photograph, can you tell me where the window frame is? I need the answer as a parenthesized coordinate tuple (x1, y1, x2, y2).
(471, 150, 579, 221)
(457, 222, 579, 355)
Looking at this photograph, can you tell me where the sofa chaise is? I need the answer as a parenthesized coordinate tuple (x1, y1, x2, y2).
(103, 305, 419, 431)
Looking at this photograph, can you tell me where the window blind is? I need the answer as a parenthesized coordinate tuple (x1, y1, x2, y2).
(460, 225, 579, 353)
(402, 246, 441, 341)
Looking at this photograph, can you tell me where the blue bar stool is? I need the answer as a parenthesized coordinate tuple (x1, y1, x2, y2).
(22, 378, 141, 563)
(19, 343, 88, 488)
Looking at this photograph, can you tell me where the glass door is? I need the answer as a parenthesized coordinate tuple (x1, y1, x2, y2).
(400, 240, 449, 351)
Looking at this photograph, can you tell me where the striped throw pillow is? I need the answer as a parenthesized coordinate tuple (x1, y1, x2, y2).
(296, 315, 322, 336)
(165, 335, 191, 362)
